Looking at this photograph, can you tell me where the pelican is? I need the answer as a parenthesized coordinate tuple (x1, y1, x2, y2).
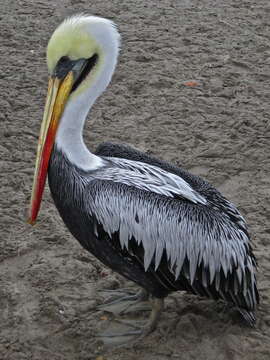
(29, 15, 259, 337)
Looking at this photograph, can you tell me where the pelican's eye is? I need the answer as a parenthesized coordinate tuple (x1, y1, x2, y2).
(53, 54, 98, 91)
(54, 56, 76, 78)
(53, 54, 98, 93)
(58, 56, 70, 65)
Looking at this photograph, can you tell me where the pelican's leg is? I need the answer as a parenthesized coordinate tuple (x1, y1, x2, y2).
(139, 297, 164, 337)
(98, 288, 150, 315)
(98, 297, 164, 345)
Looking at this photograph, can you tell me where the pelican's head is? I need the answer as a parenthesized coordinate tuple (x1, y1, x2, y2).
(28, 15, 120, 224)
(47, 15, 120, 96)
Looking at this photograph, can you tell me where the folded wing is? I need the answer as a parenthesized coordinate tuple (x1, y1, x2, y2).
(85, 178, 258, 310)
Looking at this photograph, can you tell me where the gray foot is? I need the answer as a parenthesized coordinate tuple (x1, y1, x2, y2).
(97, 297, 164, 347)
(98, 288, 150, 315)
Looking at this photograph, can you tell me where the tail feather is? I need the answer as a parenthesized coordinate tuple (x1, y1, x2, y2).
(237, 308, 256, 327)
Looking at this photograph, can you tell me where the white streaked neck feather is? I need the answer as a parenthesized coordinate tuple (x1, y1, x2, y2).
(55, 17, 120, 170)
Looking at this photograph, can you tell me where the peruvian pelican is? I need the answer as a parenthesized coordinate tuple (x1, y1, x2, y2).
(29, 15, 259, 337)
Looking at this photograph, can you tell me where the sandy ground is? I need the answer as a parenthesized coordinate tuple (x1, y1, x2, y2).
(1, 0, 270, 359)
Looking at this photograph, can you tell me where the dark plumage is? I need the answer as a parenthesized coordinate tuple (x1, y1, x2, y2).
(48, 142, 259, 326)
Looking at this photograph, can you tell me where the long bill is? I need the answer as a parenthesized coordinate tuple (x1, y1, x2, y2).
(28, 72, 74, 225)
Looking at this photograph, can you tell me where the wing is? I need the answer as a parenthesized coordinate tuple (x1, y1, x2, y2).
(86, 179, 258, 309)
(95, 142, 249, 234)
(96, 157, 207, 205)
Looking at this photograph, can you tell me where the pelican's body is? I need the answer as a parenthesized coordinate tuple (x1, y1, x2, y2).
(49, 142, 258, 311)
(29, 15, 259, 335)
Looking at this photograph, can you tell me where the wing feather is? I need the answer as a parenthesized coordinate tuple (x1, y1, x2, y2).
(95, 157, 207, 205)
(85, 179, 257, 309)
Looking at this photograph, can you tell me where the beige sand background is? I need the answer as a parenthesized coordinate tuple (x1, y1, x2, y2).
(1, 0, 269, 359)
